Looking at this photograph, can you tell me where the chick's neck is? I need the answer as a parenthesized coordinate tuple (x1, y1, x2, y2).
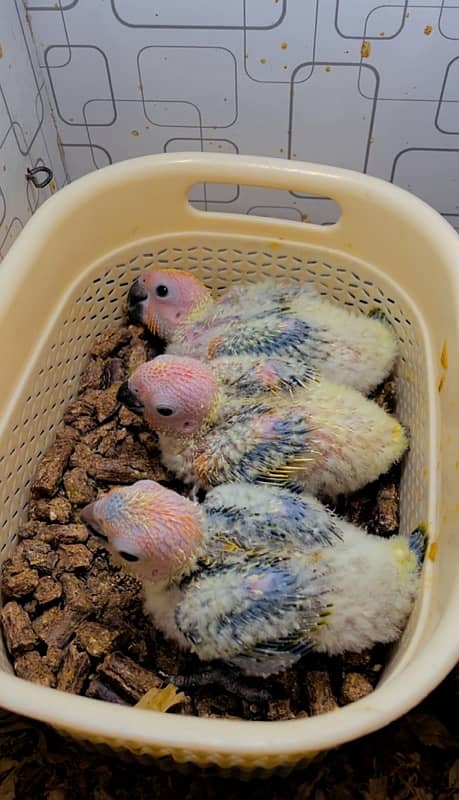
(185, 290, 215, 325)
(166, 508, 211, 585)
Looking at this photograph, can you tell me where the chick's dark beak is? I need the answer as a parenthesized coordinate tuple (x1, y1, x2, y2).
(127, 279, 148, 323)
(117, 382, 144, 414)
(80, 501, 95, 528)
(80, 503, 108, 542)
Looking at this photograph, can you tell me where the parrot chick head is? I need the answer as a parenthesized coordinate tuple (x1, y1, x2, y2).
(80, 480, 203, 581)
(127, 268, 212, 338)
(117, 355, 219, 434)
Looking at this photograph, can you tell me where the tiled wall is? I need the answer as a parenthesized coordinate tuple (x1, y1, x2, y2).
(3, 0, 459, 255)
(26, 0, 459, 231)
(0, 1, 66, 258)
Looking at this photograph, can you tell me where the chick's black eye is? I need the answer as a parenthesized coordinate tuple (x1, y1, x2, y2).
(155, 285, 169, 298)
(156, 406, 174, 416)
(119, 551, 139, 563)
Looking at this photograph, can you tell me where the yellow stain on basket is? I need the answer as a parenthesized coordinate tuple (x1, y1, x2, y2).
(424, 24, 433, 35)
(427, 542, 438, 561)
(440, 341, 448, 370)
(360, 40, 372, 58)
(418, 522, 429, 536)
(438, 341, 448, 392)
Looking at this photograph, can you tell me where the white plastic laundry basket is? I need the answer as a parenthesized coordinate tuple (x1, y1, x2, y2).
(0, 153, 458, 773)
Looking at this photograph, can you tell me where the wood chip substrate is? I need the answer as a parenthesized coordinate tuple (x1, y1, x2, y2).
(1, 323, 402, 720)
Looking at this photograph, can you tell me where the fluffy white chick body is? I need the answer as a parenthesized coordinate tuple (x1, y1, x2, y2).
(117, 355, 408, 498)
(81, 481, 424, 677)
(127, 269, 397, 394)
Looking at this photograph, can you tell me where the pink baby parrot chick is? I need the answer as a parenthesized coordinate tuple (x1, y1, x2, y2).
(127, 268, 397, 394)
(117, 354, 408, 497)
(81, 481, 424, 676)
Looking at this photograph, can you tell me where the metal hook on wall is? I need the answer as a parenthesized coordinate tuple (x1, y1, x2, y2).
(26, 165, 54, 189)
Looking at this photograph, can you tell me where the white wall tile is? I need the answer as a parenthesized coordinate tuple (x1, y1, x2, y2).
(0, 1, 66, 258)
(20, 0, 459, 232)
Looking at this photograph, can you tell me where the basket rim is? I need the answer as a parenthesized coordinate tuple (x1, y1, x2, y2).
(0, 599, 457, 758)
(1, 152, 459, 309)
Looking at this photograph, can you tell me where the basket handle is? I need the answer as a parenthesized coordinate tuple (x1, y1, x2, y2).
(139, 152, 384, 245)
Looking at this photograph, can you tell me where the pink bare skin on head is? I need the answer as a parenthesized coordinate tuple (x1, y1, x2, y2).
(129, 268, 212, 339)
(80, 480, 203, 582)
(127, 355, 219, 434)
